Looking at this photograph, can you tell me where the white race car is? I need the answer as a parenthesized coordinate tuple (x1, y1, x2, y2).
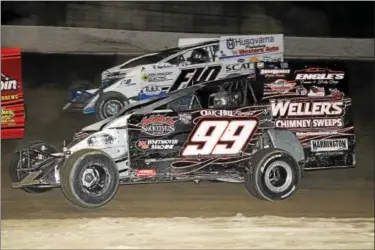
(63, 34, 284, 121)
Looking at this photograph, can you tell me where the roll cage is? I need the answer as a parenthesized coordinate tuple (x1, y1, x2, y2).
(121, 74, 259, 116)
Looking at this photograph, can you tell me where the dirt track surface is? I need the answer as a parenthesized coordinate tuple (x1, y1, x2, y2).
(1, 86, 374, 220)
(3, 216, 374, 249)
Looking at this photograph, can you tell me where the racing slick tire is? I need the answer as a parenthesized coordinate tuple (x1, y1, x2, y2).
(60, 149, 120, 209)
(245, 148, 302, 201)
(95, 91, 129, 121)
(9, 140, 57, 193)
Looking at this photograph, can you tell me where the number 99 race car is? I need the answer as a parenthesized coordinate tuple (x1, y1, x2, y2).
(10, 72, 355, 209)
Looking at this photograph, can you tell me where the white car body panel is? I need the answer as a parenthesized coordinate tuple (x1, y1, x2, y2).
(102, 53, 158, 79)
(68, 113, 134, 177)
(67, 109, 177, 178)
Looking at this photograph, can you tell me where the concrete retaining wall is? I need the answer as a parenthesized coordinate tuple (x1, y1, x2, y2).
(2, 25, 374, 60)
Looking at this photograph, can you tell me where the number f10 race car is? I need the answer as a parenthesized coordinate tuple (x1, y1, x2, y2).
(63, 34, 284, 121)
(10, 71, 355, 209)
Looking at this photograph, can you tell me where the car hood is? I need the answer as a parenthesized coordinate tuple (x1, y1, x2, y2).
(103, 62, 156, 80)
(81, 118, 113, 132)
(102, 66, 137, 81)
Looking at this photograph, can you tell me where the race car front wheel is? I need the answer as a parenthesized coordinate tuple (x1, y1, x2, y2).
(60, 149, 120, 209)
(245, 148, 302, 201)
(95, 91, 129, 121)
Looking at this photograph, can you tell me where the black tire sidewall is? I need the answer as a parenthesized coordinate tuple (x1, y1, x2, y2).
(253, 149, 301, 201)
(61, 150, 119, 208)
(95, 92, 129, 121)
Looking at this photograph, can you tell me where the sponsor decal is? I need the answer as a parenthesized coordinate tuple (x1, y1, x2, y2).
(1, 109, 15, 123)
(182, 117, 258, 157)
(220, 34, 284, 62)
(1, 94, 19, 101)
(153, 64, 173, 69)
(142, 85, 163, 95)
(139, 85, 168, 100)
(307, 86, 325, 97)
(248, 56, 260, 62)
(233, 46, 280, 56)
(136, 139, 178, 150)
(260, 69, 291, 75)
(226, 36, 275, 50)
(267, 79, 296, 93)
(200, 109, 253, 117)
(120, 78, 136, 86)
(87, 133, 115, 147)
(136, 169, 157, 178)
(310, 138, 348, 152)
(142, 72, 173, 82)
(140, 115, 175, 136)
(275, 118, 343, 129)
(271, 100, 346, 130)
(328, 88, 343, 98)
(169, 65, 222, 92)
(1, 109, 15, 118)
(264, 55, 283, 62)
(295, 73, 345, 81)
(225, 62, 254, 72)
(294, 69, 345, 85)
(178, 113, 192, 124)
(257, 62, 264, 68)
(296, 131, 338, 137)
(1, 73, 17, 91)
(296, 86, 308, 96)
(270, 100, 345, 117)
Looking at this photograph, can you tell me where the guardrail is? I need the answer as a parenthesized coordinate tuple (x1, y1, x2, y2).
(2, 25, 374, 61)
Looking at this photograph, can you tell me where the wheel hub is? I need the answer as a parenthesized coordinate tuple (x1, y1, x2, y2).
(80, 164, 110, 195)
(82, 168, 98, 188)
(103, 100, 123, 117)
(264, 161, 293, 193)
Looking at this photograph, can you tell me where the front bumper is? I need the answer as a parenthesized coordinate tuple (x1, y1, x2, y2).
(63, 89, 98, 113)
(12, 149, 65, 189)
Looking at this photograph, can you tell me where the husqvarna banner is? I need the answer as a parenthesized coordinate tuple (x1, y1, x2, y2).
(219, 34, 284, 62)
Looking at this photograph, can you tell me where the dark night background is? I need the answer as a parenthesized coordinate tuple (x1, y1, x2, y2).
(1, 1, 374, 87)
(2, 1, 374, 38)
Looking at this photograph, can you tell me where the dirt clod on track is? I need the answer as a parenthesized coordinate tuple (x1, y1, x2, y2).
(1, 84, 374, 249)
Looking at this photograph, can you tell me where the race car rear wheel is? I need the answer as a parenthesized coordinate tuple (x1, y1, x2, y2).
(9, 140, 57, 193)
(60, 149, 120, 209)
(245, 148, 302, 201)
(95, 91, 129, 121)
